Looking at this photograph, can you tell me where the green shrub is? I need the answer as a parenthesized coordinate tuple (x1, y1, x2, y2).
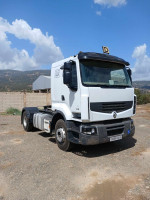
(135, 89, 150, 105)
(6, 107, 21, 115)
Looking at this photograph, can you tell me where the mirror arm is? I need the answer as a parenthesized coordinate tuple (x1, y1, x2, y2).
(60, 66, 64, 70)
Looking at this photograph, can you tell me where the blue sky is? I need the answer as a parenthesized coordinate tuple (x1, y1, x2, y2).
(0, 0, 150, 80)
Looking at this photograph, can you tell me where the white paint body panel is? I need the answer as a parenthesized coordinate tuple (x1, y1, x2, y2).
(51, 57, 81, 121)
(89, 87, 134, 121)
(51, 56, 134, 122)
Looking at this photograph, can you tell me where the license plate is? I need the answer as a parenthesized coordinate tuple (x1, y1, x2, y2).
(110, 135, 122, 142)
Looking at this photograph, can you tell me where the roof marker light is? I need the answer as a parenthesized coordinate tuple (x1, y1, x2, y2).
(102, 46, 109, 54)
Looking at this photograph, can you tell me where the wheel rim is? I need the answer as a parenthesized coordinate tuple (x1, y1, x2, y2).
(23, 116, 27, 127)
(56, 128, 66, 143)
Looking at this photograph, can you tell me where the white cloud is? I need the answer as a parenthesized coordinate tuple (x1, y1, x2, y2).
(0, 17, 64, 70)
(94, 0, 126, 8)
(96, 11, 102, 16)
(132, 44, 150, 81)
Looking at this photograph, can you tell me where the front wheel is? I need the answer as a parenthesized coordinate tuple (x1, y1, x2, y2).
(22, 111, 33, 132)
(55, 119, 73, 151)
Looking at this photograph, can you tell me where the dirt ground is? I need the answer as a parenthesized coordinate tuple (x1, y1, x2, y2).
(0, 105, 150, 200)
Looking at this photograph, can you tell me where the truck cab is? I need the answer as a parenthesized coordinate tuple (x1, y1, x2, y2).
(21, 52, 136, 151)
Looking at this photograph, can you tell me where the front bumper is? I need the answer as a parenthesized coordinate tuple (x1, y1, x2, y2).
(66, 118, 135, 145)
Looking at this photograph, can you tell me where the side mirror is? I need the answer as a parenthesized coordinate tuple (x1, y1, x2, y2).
(63, 61, 77, 91)
(126, 67, 132, 83)
(63, 62, 72, 85)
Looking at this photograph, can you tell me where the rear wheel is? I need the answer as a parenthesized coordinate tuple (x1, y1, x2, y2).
(22, 111, 33, 132)
(55, 119, 73, 151)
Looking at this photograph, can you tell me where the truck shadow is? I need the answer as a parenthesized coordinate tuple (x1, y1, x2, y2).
(38, 132, 137, 158)
(38, 132, 56, 143)
(71, 137, 137, 158)
(38, 132, 52, 138)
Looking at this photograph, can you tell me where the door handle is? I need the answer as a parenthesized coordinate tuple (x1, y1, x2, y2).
(61, 95, 65, 101)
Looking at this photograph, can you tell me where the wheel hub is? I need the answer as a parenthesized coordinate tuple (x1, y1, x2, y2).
(56, 128, 66, 143)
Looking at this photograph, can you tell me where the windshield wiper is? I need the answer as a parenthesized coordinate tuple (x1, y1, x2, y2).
(92, 84, 111, 87)
(93, 84, 131, 88)
(111, 85, 132, 88)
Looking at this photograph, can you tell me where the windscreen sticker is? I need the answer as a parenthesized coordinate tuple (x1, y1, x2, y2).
(109, 80, 114, 85)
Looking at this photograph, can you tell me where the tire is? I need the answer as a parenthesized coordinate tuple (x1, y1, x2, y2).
(22, 111, 33, 132)
(55, 119, 73, 151)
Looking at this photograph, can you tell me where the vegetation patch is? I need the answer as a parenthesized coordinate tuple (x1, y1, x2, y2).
(6, 107, 21, 115)
(135, 89, 150, 105)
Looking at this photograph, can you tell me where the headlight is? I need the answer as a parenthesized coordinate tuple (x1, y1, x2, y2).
(81, 126, 97, 135)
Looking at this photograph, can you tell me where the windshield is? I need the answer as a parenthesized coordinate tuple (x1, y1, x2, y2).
(80, 60, 132, 87)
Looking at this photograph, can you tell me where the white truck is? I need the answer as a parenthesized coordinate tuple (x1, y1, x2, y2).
(21, 51, 136, 151)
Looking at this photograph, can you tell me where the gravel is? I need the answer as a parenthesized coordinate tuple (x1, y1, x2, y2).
(0, 105, 150, 200)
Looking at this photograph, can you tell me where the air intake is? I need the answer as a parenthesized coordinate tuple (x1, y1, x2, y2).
(90, 101, 133, 113)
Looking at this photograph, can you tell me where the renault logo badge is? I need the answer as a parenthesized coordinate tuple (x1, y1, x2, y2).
(113, 111, 117, 119)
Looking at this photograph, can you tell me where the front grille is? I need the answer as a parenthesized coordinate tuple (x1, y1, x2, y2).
(103, 119, 123, 125)
(90, 101, 133, 113)
(107, 125, 124, 136)
(107, 128, 124, 136)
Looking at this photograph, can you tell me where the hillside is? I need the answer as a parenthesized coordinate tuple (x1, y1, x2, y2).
(0, 70, 150, 92)
(133, 81, 150, 91)
(0, 70, 50, 92)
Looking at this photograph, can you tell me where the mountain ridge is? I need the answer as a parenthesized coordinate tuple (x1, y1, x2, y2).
(0, 69, 149, 92)
(0, 69, 50, 92)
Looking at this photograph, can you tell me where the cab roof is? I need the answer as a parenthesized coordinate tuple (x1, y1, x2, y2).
(78, 52, 129, 66)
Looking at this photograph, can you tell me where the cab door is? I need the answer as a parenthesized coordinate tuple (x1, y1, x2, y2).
(63, 60, 81, 117)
